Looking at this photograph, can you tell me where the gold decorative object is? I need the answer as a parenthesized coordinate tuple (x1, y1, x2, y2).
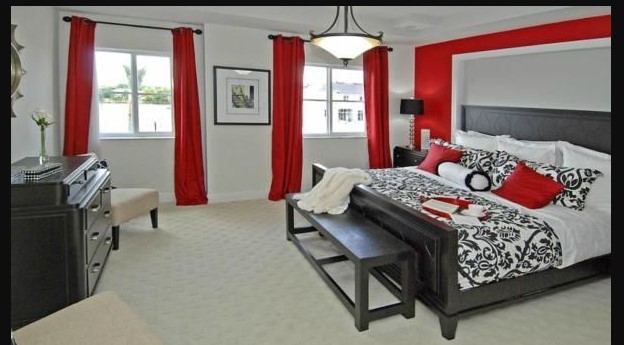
(11, 24, 26, 118)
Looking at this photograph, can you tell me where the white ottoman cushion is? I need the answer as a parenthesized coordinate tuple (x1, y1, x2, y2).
(111, 188, 159, 227)
(14, 291, 166, 345)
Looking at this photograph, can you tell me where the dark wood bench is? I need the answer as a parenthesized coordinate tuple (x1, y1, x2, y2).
(285, 194, 416, 331)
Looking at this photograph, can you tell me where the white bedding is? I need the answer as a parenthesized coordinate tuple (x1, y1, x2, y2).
(411, 167, 611, 268)
(477, 192, 611, 268)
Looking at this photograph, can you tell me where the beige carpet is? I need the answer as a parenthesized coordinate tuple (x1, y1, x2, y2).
(96, 199, 611, 345)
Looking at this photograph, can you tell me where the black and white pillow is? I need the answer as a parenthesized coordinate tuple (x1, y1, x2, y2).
(525, 162, 603, 211)
(491, 150, 603, 211)
(462, 149, 496, 173)
(430, 139, 496, 173)
(491, 150, 521, 188)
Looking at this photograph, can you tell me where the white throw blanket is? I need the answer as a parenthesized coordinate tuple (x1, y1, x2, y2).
(293, 167, 372, 214)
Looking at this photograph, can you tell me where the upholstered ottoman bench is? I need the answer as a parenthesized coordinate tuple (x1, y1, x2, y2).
(111, 188, 159, 250)
(13, 291, 166, 345)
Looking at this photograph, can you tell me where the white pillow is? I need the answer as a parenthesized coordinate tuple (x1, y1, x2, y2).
(467, 130, 511, 139)
(559, 141, 611, 214)
(497, 137, 558, 165)
(521, 140, 563, 165)
(454, 130, 498, 151)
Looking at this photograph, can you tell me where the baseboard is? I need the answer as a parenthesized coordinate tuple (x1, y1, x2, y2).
(159, 192, 176, 203)
(158, 190, 269, 204)
(208, 190, 268, 203)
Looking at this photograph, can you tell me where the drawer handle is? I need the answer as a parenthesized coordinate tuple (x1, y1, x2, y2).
(90, 204, 101, 212)
(104, 211, 111, 218)
(105, 237, 112, 245)
(91, 232, 100, 241)
(91, 263, 101, 273)
(72, 180, 84, 186)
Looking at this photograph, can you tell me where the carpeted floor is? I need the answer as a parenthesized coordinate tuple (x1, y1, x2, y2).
(96, 199, 611, 345)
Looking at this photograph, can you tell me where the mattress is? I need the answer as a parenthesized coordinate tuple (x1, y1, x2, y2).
(473, 182, 611, 269)
(365, 166, 610, 290)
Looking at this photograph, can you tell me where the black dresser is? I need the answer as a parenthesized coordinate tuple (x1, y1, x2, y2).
(11, 155, 113, 329)
(393, 146, 428, 167)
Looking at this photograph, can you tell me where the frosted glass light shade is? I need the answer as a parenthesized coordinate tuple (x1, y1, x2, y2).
(311, 34, 381, 60)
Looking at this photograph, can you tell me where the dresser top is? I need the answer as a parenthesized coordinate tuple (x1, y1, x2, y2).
(11, 155, 97, 186)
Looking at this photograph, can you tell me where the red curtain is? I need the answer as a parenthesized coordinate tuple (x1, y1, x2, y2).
(172, 28, 208, 205)
(63, 17, 96, 156)
(363, 47, 391, 169)
(268, 35, 305, 201)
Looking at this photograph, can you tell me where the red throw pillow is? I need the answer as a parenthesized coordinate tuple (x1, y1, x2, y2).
(492, 162, 565, 209)
(417, 143, 464, 174)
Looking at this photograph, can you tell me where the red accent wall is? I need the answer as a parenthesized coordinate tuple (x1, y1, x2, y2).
(413, 14, 611, 147)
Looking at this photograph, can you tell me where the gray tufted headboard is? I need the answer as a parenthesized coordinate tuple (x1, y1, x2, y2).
(461, 105, 611, 154)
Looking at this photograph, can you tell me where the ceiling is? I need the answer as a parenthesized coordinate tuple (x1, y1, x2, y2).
(56, 6, 611, 46)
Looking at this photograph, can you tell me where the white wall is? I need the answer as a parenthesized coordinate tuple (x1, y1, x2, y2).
(301, 44, 415, 190)
(11, 6, 59, 163)
(301, 43, 370, 192)
(58, 11, 205, 201)
(203, 24, 273, 202)
(204, 24, 414, 198)
(463, 47, 611, 111)
(11, 7, 414, 201)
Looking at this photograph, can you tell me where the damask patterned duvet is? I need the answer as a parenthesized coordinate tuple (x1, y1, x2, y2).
(366, 167, 563, 290)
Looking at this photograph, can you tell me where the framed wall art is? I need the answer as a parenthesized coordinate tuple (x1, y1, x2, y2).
(213, 66, 271, 125)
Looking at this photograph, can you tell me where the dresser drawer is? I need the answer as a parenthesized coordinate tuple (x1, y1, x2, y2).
(87, 226, 112, 295)
(85, 178, 111, 263)
(85, 211, 111, 264)
(84, 178, 111, 231)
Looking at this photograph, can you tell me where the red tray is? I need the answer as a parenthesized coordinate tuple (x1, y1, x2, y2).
(419, 196, 488, 221)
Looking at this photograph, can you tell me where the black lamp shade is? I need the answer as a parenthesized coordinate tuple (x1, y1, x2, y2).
(400, 99, 424, 115)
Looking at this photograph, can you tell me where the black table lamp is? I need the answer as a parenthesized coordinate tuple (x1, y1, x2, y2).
(400, 99, 424, 149)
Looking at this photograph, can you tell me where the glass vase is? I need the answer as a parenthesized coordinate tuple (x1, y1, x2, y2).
(39, 127, 48, 164)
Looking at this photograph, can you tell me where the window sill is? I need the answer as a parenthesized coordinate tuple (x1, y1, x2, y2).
(304, 134, 367, 139)
(100, 136, 174, 140)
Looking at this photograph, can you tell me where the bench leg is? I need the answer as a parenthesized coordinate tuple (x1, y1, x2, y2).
(112, 225, 120, 250)
(354, 262, 369, 331)
(150, 208, 158, 228)
(286, 202, 294, 241)
(400, 256, 416, 319)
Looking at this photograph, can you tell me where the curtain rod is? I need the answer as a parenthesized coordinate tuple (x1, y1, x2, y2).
(267, 34, 310, 43)
(267, 34, 393, 52)
(62, 16, 203, 35)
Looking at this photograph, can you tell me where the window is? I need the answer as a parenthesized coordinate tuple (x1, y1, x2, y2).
(303, 65, 365, 136)
(95, 50, 173, 137)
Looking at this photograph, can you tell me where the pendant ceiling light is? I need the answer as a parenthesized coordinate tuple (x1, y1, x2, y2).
(310, 6, 383, 66)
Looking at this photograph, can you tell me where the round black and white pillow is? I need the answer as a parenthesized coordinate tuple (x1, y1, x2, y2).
(437, 162, 492, 191)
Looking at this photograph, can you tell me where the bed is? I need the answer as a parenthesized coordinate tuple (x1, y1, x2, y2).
(311, 105, 611, 339)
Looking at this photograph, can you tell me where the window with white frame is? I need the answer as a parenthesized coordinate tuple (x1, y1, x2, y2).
(95, 50, 173, 137)
(303, 65, 366, 136)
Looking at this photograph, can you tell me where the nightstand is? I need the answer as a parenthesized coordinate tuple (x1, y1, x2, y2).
(393, 146, 428, 167)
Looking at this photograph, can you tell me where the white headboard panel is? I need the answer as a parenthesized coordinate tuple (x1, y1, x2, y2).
(450, 38, 611, 141)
